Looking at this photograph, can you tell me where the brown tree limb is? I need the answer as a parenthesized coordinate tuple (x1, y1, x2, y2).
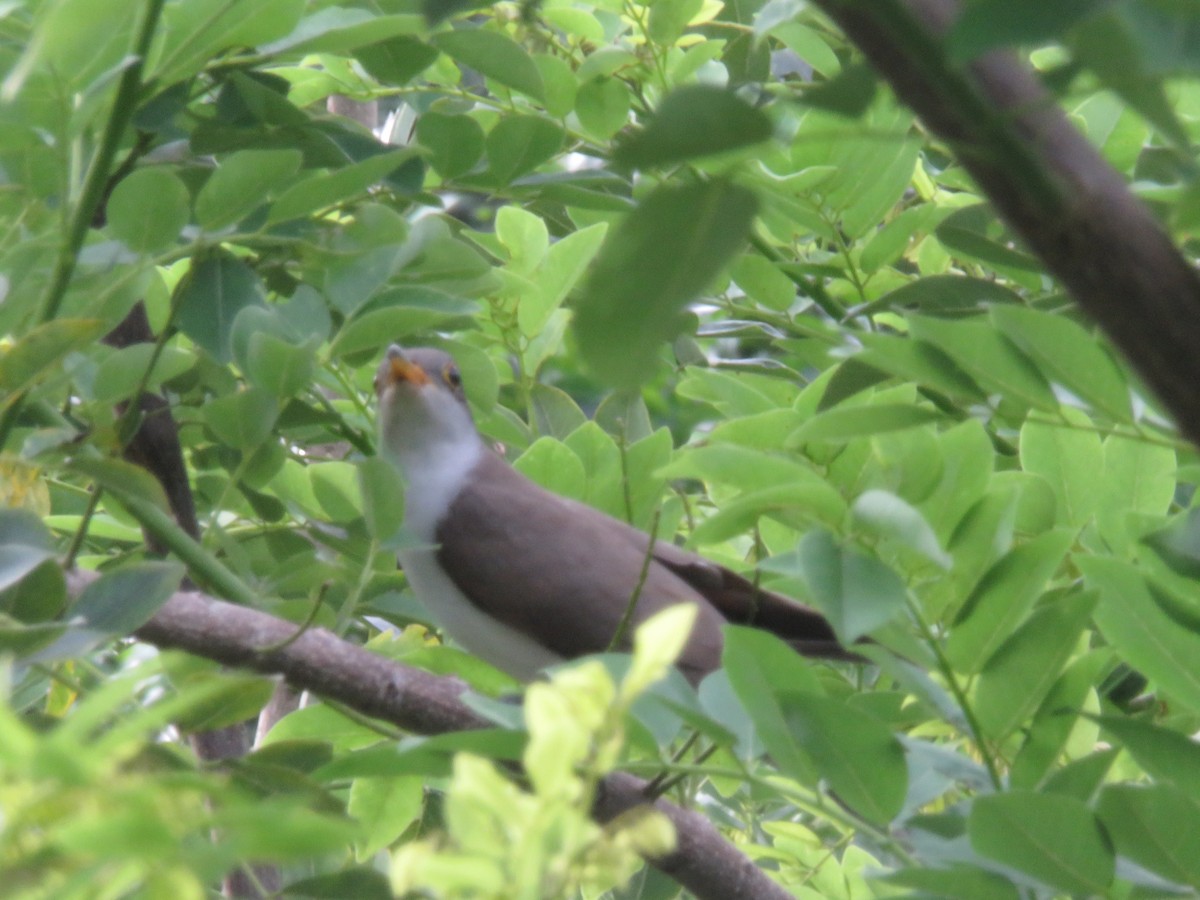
(70, 578, 797, 900)
(816, 0, 1200, 445)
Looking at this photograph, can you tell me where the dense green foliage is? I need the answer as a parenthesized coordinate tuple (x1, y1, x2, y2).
(3, 0, 1200, 896)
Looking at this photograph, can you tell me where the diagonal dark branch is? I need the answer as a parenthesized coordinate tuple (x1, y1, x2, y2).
(816, 0, 1200, 445)
(103, 304, 272, 896)
(75, 577, 796, 900)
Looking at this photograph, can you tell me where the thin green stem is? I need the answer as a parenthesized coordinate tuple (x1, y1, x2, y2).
(90, 477, 259, 607)
(38, 0, 166, 324)
(607, 507, 661, 652)
(335, 540, 380, 634)
(63, 488, 104, 570)
(906, 596, 1003, 790)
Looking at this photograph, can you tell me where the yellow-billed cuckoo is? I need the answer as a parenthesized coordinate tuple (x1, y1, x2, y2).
(375, 345, 853, 685)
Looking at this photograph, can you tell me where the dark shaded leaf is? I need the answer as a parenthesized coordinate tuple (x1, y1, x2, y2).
(355, 36, 439, 85)
(780, 690, 908, 825)
(71, 562, 185, 634)
(176, 253, 265, 363)
(575, 179, 757, 388)
(416, 112, 485, 179)
(484, 115, 564, 185)
(797, 63, 877, 117)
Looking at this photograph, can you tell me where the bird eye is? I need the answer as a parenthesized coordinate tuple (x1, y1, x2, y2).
(444, 366, 462, 388)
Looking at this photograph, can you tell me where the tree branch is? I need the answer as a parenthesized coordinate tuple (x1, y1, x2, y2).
(58, 575, 793, 900)
(817, 0, 1200, 445)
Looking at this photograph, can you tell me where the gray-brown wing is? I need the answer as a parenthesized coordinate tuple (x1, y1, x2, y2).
(649, 540, 855, 660)
(434, 453, 728, 681)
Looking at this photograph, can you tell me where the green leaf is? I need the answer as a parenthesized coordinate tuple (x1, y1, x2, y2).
(265, 9, 422, 55)
(969, 791, 1114, 895)
(12, 0, 134, 91)
(768, 530, 907, 641)
(1, 558, 66, 624)
(935, 206, 1043, 273)
(154, 0, 305, 83)
(1097, 784, 1200, 888)
(432, 29, 544, 100)
(1010, 652, 1109, 789)
(658, 444, 820, 493)
(106, 168, 191, 253)
(0, 514, 56, 594)
(575, 76, 631, 140)
(909, 315, 1058, 411)
(69, 457, 171, 512)
(1081, 556, 1200, 715)
(195, 149, 303, 230)
(355, 36, 439, 85)
(527, 385, 587, 441)
(947, 0, 1105, 61)
(648, 0, 704, 44)
(496, 206, 548, 274)
(514, 437, 586, 500)
(575, 179, 758, 388)
(269, 148, 422, 223)
(946, 529, 1074, 674)
(92, 345, 195, 404)
(310, 461, 363, 523)
(974, 591, 1097, 739)
(1097, 433, 1175, 550)
(855, 332, 987, 403)
(860, 205, 939, 273)
(349, 775, 424, 860)
(0, 318, 105, 391)
(918, 420, 995, 543)
(992, 305, 1131, 420)
(1142, 508, 1200, 580)
(517, 222, 607, 338)
(329, 289, 476, 358)
(244, 333, 316, 398)
(788, 403, 943, 444)
(689, 481, 847, 543)
(483, 114, 564, 185)
(851, 489, 951, 569)
(1019, 408, 1104, 528)
(1089, 715, 1200, 803)
(176, 253, 265, 363)
(864, 274, 1025, 317)
(877, 866, 1020, 900)
(722, 626, 822, 780)
(532, 54, 577, 118)
(284, 869, 393, 900)
(779, 690, 908, 825)
(204, 389, 278, 450)
(614, 85, 772, 168)
(730, 253, 796, 311)
(798, 63, 878, 118)
(72, 561, 185, 634)
(416, 112, 484, 179)
(1071, 12, 1189, 148)
(1042, 747, 1118, 803)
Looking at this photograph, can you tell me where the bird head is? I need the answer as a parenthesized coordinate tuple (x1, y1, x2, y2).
(375, 345, 477, 468)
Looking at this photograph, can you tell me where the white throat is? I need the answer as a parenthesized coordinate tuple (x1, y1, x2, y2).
(395, 437, 482, 540)
(379, 390, 483, 540)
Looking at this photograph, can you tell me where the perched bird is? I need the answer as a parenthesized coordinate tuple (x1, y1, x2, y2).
(375, 345, 853, 685)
